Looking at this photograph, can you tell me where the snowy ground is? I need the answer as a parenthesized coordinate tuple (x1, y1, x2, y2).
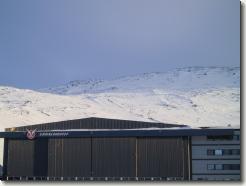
(0, 67, 240, 164)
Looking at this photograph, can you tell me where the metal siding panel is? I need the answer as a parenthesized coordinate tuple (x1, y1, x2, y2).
(101, 118, 105, 128)
(100, 118, 105, 129)
(91, 118, 96, 129)
(110, 120, 115, 129)
(109, 119, 113, 129)
(72, 120, 78, 129)
(116, 120, 121, 129)
(7, 140, 34, 177)
(34, 139, 48, 177)
(182, 137, 189, 179)
(67, 120, 72, 129)
(3, 139, 9, 179)
(122, 120, 126, 128)
(48, 139, 63, 177)
(108, 118, 113, 128)
(80, 118, 85, 129)
(92, 137, 136, 177)
(94, 119, 99, 129)
(96, 118, 100, 129)
(127, 121, 131, 129)
(48, 138, 91, 177)
(63, 121, 67, 129)
(63, 138, 91, 177)
(83, 118, 89, 129)
(137, 137, 189, 179)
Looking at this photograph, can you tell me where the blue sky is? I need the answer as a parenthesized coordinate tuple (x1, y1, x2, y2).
(0, 0, 240, 89)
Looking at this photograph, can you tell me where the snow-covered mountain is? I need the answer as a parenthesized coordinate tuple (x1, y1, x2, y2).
(0, 66, 240, 164)
(42, 67, 239, 94)
(0, 67, 240, 131)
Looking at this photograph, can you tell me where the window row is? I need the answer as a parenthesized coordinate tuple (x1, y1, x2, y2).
(233, 135, 240, 141)
(207, 164, 240, 170)
(206, 135, 240, 141)
(207, 149, 240, 156)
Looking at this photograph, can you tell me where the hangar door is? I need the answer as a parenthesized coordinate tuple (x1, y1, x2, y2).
(92, 137, 136, 177)
(7, 140, 35, 177)
(137, 137, 189, 179)
(48, 138, 91, 177)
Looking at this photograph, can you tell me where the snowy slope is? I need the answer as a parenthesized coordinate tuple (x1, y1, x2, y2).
(42, 67, 239, 94)
(0, 66, 240, 165)
(0, 67, 240, 131)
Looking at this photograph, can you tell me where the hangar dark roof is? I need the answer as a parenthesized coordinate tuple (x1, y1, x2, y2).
(0, 117, 235, 139)
(5, 117, 188, 132)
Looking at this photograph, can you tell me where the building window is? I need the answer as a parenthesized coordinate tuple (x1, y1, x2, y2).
(233, 135, 240, 141)
(223, 164, 240, 170)
(215, 164, 223, 170)
(207, 149, 214, 155)
(207, 164, 215, 170)
(214, 149, 223, 156)
(207, 135, 233, 141)
(230, 164, 240, 170)
(223, 149, 240, 155)
(231, 149, 240, 155)
(207, 164, 240, 170)
(223, 164, 230, 170)
(223, 149, 231, 155)
(207, 149, 240, 156)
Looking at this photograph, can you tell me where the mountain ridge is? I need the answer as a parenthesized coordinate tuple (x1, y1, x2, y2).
(0, 66, 240, 131)
(41, 66, 240, 95)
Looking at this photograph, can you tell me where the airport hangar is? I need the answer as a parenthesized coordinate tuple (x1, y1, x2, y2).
(0, 117, 240, 181)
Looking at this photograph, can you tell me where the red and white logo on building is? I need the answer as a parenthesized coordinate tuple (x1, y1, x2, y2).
(26, 129, 37, 140)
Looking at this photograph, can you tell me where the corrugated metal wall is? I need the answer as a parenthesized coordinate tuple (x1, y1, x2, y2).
(5, 136, 189, 179)
(6, 117, 186, 132)
(137, 137, 189, 179)
(48, 138, 91, 177)
(92, 137, 136, 177)
(7, 140, 35, 177)
(34, 139, 48, 177)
